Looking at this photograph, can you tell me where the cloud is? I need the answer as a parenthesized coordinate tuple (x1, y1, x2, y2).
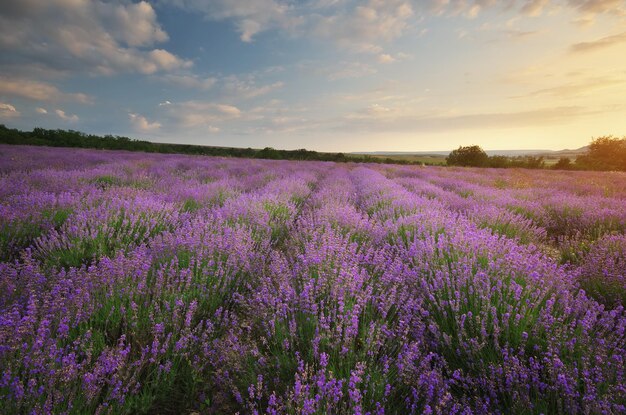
(222, 76, 285, 99)
(569, 31, 626, 53)
(157, 0, 626, 59)
(566, 0, 625, 14)
(502, 29, 541, 41)
(129, 113, 161, 132)
(103, 1, 169, 47)
(163, 0, 415, 53)
(377, 52, 411, 64)
(339, 104, 605, 132)
(0, 0, 191, 76)
(423, 0, 624, 18)
(0, 102, 20, 118)
(313, 1, 414, 54)
(522, 76, 626, 97)
(377, 54, 396, 64)
(146, 50, 192, 73)
(163, 101, 242, 128)
(0, 77, 92, 103)
(36, 107, 48, 114)
(520, 0, 551, 16)
(242, 100, 314, 134)
(156, 72, 283, 100)
(159, 74, 217, 90)
(54, 109, 78, 122)
(241, 100, 605, 136)
(161, 0, 299, 42)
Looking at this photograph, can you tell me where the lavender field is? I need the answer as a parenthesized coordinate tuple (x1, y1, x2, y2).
(1, 145, 625, 415)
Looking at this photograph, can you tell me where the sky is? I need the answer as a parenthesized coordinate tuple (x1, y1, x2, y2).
(1, 0, 626, 152)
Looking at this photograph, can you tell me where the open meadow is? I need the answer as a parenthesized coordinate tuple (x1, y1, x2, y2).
(1, 145, 625, 414)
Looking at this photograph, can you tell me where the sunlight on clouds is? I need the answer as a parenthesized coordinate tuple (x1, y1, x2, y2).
(129, 113, 161, 132)
(1, 0, 626, 150)
(0, 0, 190, 76)
(377, 54, 396, 64)
(162, 101, 242, 129)
(569, 31, 626, 53)
(158, 75, 217, 90)
(0, 77, 92, 103)
(54, 109, 78, 122)
(0, 102, 20, 118)
(162, 0, 297, 42)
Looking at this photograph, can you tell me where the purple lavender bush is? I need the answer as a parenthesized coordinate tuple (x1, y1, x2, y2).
(1, 144, 625, 414)
(576, 234, 626, 307)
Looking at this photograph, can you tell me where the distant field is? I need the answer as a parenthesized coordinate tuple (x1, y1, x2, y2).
(1, 145, 625, 414)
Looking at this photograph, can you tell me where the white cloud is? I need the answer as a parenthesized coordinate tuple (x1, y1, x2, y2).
(162, 0, 626, 51)
(0, 0, 191, 76)
(377, 53, 396, 64)
(36, 107, 47, 114)
(54, 109, 79, 122)
(0, 102, 20, 118)
(148, 49, 191, 72)
(376, 52, 410, 64)
(163, 101, 242, 128)
(0, 77, 91, 103)
(313, 0, 414, 54)
(103, 1, 169, 47)
(129, 113, 161, 132)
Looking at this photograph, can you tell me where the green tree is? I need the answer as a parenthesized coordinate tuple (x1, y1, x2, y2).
(446, 145, 489, 167)
(576, 136, 626, 171)
(487, 155, 510, 168)
(553, 157, 572, 170)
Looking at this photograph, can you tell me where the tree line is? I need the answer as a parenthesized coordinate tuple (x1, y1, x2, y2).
(0, 125, 424, 166)
(446, 137, 626, 171)
(2, 125, 624, 171)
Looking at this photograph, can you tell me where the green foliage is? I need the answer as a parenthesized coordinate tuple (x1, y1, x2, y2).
(447, 146, 547, 169)
(576, 136, 626, 171)
(91, 175, 123, 189)
(40, 210, 171, 270)
(0, 208, 72, 261)
(182, 198, 203, 213)
(579, 278, 626, 309)
(553, 157, 572, 170)
(488, 155, 510, 168)
(447, 145, 489, 167)
(0, 221, 44, 261)
(263, 201, 293, 242)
